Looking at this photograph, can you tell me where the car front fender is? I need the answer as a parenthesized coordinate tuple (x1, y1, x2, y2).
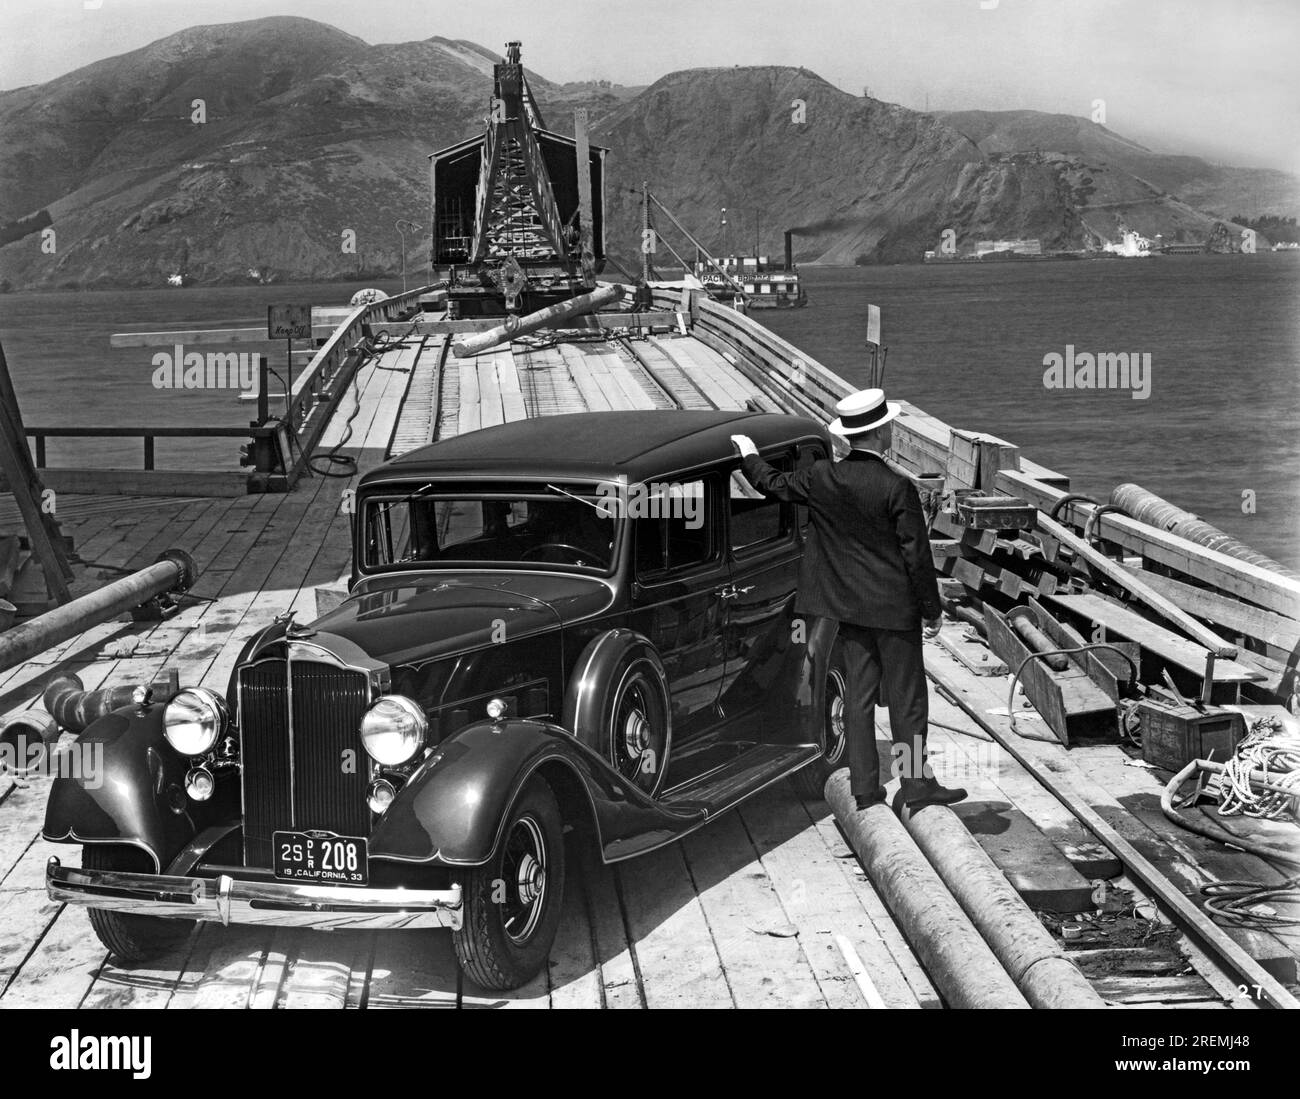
(41, 705, 227, 872)
(368, 717, 702, 867)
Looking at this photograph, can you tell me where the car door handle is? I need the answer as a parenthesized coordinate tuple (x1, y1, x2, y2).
(719, 585, 755, 600)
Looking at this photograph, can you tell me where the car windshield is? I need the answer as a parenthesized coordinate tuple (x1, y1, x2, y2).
(362, 483, 618, 574)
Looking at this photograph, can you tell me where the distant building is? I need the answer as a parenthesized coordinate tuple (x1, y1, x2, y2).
(974, 238, 1042, 257)
(1103, 229, 1152, 257)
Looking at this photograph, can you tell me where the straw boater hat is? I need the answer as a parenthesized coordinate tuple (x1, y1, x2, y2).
(829, 387, 900, 437)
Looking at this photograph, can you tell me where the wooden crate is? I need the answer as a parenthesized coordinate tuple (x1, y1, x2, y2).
(953, 489, 1037, 531)
(1137, 700, 1243, 771)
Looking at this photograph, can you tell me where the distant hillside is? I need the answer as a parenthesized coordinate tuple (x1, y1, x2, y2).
(594, 67, 1095, 267)
(0, 18, 628, 289)
(1, 18, 1294, 290)
(940, 109, 1300, 229)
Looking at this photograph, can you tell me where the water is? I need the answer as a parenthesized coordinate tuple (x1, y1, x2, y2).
(0, 280, 408, 472)
(0, 259, 1296, 565)
(763, 255, 1300, 569)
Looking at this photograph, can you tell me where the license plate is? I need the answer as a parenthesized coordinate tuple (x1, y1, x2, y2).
(272, 831, 368, 886)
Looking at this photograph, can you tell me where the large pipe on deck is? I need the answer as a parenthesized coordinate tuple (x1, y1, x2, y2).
(1009, 611, 1070, 671)
(784, 229, 794, 272)
(0, 709, 60, 775)
(900, 802, 1107, 1008)
(0, 550, 194, 674)
(1110, 482, 1300, 582)
(825, 770, 1030, 1008)
(43, 674, 141, 734)
(452, 284, 624, 358)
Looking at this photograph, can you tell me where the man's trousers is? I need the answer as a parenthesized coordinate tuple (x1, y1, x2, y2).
(837, 621, 931, 796)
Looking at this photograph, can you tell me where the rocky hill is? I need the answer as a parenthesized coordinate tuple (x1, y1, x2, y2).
(940, 108, 1300, 232)
(0, 17, 1294, 289)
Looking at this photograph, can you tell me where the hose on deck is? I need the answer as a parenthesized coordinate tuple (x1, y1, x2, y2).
(1004, 644, 1140, 743)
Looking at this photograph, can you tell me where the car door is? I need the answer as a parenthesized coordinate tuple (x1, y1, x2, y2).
(717, 443, 820, 726)
(627, 472, 728, 743)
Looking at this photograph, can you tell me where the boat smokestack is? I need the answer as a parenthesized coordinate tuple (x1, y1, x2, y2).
(784, 230, 794, 272)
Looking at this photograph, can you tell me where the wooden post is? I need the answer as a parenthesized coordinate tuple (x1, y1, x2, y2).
(257, 354, 270, 425)
(865, 304, 882, 387)
(0, 340, 73, 604)
(573, 108, 596, 285)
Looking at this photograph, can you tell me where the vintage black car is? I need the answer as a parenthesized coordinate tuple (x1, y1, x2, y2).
(44, 410, 850, 989)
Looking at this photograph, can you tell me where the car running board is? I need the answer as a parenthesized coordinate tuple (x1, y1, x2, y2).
(659, 743, 822, 816)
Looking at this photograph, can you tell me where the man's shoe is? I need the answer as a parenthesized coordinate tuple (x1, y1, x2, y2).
(899, 778, 968, 808)
(854, 787, 887, 810)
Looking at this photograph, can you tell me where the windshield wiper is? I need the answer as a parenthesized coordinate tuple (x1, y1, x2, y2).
(544, 483, 602, 512)
(373, 482, 435, 520)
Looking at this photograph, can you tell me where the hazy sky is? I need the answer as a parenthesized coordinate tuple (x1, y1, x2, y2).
(2, 0, 1297, 172)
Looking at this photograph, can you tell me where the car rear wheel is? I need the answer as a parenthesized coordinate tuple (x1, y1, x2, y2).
(452, 776, 566, 991)
(606, 658, 671, 797)
(82, 845, 197, 962)
(791, 642, 850, 799)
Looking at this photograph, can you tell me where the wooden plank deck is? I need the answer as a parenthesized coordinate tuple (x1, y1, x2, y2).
(8, 309, 1281, 1008)
(0, 319, 935, 1009)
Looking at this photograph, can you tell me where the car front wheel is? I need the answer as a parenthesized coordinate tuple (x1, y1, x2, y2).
(82, 845, 197, 962)
(452, 776, 566, 991)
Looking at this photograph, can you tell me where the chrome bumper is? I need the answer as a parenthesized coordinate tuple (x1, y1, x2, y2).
(47, 856, 462, 931)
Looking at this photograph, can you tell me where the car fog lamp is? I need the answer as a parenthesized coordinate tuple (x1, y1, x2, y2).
(367, 778, 397, 814)
(359, 695, 427, 766)
(185, 765, 215, 802)
(164, 688, 228, 757)
(486, 697, 507, 721)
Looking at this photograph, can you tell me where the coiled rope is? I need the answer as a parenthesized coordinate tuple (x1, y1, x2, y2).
(1217, 716, 1300, 821)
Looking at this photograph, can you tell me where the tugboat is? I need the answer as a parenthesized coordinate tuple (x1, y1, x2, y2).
(693, 229, 808, 308)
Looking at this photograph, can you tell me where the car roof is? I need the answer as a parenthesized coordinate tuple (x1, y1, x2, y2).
(359, 410, 829, 488)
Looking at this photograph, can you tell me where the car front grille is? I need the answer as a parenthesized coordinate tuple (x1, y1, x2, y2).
(238, 659, 372, 867)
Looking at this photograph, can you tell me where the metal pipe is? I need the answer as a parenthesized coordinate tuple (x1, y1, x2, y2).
(451, 284, 624, 358)
(0, 709, 60, 775)
(825, 770, 1030, 1008)
(924, 655, 1300, 1010)
(784, 229, 794, 272)
(42, 673, 140, 734)
(1009, 611, 1070, 671)
(943, 599, 987, 637)
(900, 802, 1107, 1008)
(1111, 483, 1300, 583)
(0, 549, 194, 674)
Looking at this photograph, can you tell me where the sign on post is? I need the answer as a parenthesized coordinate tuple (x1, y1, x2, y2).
(267, 304, 312, 340)
(865, 304, 881, 347)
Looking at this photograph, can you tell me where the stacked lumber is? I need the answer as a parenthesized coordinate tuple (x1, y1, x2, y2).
(881, 397, 1298, 711)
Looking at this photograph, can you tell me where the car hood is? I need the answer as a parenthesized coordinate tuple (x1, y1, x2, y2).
(301, 571, 615, 668)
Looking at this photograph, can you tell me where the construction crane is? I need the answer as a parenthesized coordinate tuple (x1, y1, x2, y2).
(429, 42, 607, 317)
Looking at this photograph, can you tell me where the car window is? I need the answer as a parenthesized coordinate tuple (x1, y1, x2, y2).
(634, 477, 715, 579)
(363, 486, 615, 573)
(730, 454, 794, 552)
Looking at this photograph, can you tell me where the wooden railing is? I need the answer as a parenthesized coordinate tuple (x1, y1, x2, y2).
(262, 283, 443, 491)
(25, 425, 249, 472)
(656, 285, 1300, 630)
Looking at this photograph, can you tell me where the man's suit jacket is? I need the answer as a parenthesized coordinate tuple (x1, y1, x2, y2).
(741, 449, 941, 631)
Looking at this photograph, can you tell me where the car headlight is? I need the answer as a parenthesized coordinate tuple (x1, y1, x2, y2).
(163, 688, 228, 757)
(359, 695, 427, 766)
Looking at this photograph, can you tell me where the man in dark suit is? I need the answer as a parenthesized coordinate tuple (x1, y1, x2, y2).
(731, 388, 966, 811)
